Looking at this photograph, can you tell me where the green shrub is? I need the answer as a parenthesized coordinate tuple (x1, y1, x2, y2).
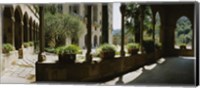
(3, 43, 14, 54)
(99, 44, 116, 54)
(55, 44, 81, 55)
(126, 43, 140, 50)
(23, 42, 30, 48)
(29, 42, 33, 46)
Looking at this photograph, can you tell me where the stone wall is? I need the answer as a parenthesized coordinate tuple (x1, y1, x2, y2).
(36, 50, 162, 82)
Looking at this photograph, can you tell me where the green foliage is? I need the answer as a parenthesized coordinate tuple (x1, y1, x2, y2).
(175, 16, 192, 46)
(44, 11, 86, 48)
(3, 43, 14, 54)
(23, 42, 30, 48)
(28, 42, 33, 46)
(126, 43, 140, 50)
(98, 44, 116, 54)
(55, 44, 81, 55)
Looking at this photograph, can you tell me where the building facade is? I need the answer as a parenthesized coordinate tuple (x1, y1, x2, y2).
(0, 4, 39, 73)
(62, 3, 113, 48)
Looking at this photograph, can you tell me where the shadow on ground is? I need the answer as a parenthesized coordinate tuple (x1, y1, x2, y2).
(114, 57, 195, 86)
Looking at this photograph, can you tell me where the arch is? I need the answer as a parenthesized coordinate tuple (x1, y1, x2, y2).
(3, 6, 14, 45)
(93, 35, 97, 47)
(29, 17, 33, 41)
(154, 12, 161, 45)
(14, 6, 23, 50)
(23, 12, 29, 43)
(143, 5, 154, 41)
(174, 16, 192, 49)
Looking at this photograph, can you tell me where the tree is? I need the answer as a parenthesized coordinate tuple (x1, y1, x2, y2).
(44, 10, 86, 48)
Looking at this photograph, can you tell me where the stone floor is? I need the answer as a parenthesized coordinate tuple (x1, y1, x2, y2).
(101, 56, 195, 86)
(0, 54, 38, 83)
(1, 53, 196, 86)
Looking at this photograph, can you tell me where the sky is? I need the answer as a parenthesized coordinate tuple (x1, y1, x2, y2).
(112, 3, 121, 30)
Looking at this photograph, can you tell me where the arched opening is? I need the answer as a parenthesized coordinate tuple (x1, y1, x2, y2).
(143, 6, 153, 41)
(14, 7, 23, 50)
(154, 12, 161, 46)
(94, 35, 97, 47)
(23, 13, 28, 43)
(29, 18, 32, 42)
(174, 16, 192, 49)
(3, 7, 14, 45)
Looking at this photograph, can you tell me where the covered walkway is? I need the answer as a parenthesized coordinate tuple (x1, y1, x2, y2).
(102, 57, 195, 86)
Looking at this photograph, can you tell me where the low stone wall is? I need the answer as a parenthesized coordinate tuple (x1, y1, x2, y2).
(36, 51, 162, 82)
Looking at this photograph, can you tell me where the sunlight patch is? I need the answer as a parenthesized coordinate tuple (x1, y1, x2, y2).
(179, 56, 195, 60)
(122, 68, 143, 84)
(144, 63, 157, 70)
(157, 57, 166, 64)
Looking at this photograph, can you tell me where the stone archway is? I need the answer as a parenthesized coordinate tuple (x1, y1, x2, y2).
(3, 6, 14, 45)
(154, 12, 161, 45)
(174, 16, 192, 50)
(29, 18, 33, 42)
(93, 35, 97, 47)
(23, 12, 29, 43)
(14, 6, 23, 50)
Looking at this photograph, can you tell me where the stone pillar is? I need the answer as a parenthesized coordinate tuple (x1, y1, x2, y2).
(85, 5, 92, 63)
(101, 4, 109, 44)
(120, 4, 126, 57)
(38, 6, 45, 62)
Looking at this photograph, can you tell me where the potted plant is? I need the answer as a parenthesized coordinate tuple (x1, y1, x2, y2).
(29, 42, 33, 47)
(55, 44, 81, 63)
(126, 43, 140, 55)
(23, 42, 30, 48)
(98, 44, 116, 60)
(2, 43, 14, 54)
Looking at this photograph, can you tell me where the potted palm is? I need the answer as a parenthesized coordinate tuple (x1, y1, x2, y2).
(126, 43, 140, 55)
(98, 44, 116, 60)
(55, 44, 81, 63)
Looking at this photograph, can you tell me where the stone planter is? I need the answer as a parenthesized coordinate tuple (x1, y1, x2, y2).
(58, 54, 76, 63)
(128, 49, 139, 56)
(100, 52, 115, 60)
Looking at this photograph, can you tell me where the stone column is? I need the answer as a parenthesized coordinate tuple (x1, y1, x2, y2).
(101, 4, 109, 44)
(38, 6, 45, 62)
(85, 5, 92, 63)
(120, 4, 126, 57)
